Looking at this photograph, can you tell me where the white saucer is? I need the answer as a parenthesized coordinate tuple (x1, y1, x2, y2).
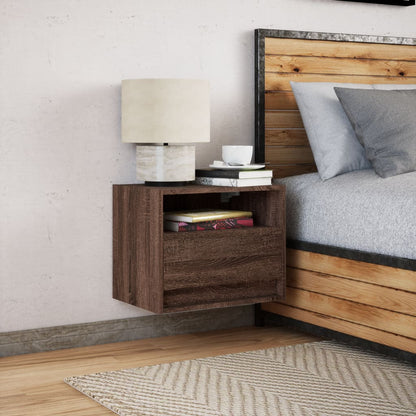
(209, 163, 265, 170)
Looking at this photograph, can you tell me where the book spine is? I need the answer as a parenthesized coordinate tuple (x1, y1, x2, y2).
(195, 177, 272, 187)
(195, 177, 239, 186)
(164, 211, 253, 223)
(196, 169, 273, 179)
(195, 169, 240, 178)
(168, 217, 253, 232)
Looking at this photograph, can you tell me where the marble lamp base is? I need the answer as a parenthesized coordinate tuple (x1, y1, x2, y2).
(136, 145, 195, 185)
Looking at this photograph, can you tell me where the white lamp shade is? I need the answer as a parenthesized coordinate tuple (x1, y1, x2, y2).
(121, 79, 210, 143)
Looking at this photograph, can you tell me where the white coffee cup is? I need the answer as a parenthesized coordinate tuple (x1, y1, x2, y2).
(222, 145, 253, 166)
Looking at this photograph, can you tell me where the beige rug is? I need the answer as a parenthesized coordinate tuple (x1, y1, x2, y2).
(65, 340, 416, 416)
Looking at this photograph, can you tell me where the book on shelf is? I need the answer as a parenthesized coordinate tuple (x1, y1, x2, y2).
(164, 217, 253, 232)
(164, 209, 252, 223)
(195, 168, 273, 179)
(195, 176, 272, 187)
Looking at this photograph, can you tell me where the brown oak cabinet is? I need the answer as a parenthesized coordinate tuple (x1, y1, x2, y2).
(113, 184, 286, 313)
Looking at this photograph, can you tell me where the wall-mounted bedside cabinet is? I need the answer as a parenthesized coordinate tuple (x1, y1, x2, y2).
(113, 184, 286, 313)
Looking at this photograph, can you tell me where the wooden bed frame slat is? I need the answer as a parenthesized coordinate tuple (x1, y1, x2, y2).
(270, 165, 317, 178)
(262, 302, 416, 354)
(288, 249, 416, 291)
(265, 37, 416, 61)
(265, 91, 298, 109)
(267, 165, 316, 179)
(265, 111, 303, 128)
(265, 55, 416, 77)
(265, 146, 314, 165)
(265, 129, 308, 146)
(256, 29, 416, 354)
(280, 288, 416, 339)
(287, 268, 416, 316)
(265, 73, 416, 91)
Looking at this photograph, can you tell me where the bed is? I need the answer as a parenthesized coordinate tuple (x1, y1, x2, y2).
(254, 29, 416, 355)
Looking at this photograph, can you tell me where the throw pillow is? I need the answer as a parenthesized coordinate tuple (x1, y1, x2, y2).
(334, 87, 416, 178)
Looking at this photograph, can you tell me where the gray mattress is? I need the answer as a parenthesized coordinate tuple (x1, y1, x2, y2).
(275, 169, 416, 260)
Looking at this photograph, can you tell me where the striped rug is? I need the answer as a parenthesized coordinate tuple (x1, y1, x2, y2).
(65, 340, 416, 416)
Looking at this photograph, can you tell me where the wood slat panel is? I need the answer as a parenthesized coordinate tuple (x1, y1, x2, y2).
(262, 302, 416, 354)
(265, 72, 416, 91)
(265, 37, 416, 61)
(270, 164, 317, 178)
(287, 267, 416, 316)
(266, 146, 315, 165)
(265, 129, 308, 146)
(265, 111, 303, 128)
(281, 288, 416, 339)
(287, 249, 416, 292)
(265, 55, 416, 77)
(265, 91, 298, 110)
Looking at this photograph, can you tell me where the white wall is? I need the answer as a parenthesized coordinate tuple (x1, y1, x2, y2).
(1, 0, 415, 332)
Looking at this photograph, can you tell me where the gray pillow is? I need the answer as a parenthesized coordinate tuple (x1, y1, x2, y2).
(334, 88, 416, 178)
(290, 81, 372, 180)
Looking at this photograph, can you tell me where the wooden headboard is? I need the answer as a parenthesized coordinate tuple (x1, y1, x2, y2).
(254, 29, 416, 178)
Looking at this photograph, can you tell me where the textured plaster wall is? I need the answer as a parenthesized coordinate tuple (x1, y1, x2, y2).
(1, 0, 415, 332)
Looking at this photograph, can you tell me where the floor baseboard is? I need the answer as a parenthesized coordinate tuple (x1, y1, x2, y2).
(0, 305, 254, 357)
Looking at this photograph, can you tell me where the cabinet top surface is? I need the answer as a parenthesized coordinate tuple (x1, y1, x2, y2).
(113, 184, 285, 195)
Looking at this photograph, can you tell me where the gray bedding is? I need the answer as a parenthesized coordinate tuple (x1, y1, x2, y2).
(275, 169, 416, 260)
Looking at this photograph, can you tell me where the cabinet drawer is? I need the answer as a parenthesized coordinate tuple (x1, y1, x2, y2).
(164, 226, 282, 261)
(164, 254, 282, 291)
(163, 227, 285, 308)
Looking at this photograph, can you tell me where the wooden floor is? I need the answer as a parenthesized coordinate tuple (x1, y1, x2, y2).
(0, 326, 318, 416)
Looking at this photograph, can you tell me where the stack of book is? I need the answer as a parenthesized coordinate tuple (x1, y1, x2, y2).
(194, 168, 273, 187)
(164, 209, 253, 232)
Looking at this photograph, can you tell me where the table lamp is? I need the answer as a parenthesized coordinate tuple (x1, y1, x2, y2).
(122, 79, 210, 185)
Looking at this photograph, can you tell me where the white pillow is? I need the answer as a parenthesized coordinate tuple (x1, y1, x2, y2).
(290, 81, 372, 180)
(291, 82, 416, 180)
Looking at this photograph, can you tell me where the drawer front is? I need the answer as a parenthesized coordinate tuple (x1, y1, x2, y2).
(164, 227, 283, 262)
(164, 280, 280, 310)
(163, 227, 285, 309)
